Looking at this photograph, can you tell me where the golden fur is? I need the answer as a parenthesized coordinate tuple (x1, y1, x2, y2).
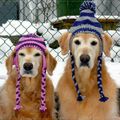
(56, 32, 119, 120)
(0, 47, 57, 120)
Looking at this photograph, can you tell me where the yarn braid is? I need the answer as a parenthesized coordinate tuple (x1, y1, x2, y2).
(70, 52, 85, 101)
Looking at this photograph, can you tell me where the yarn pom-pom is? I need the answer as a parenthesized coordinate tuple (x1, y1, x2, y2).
(80, 0, 96, 14)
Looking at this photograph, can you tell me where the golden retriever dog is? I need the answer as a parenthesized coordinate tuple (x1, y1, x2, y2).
(0, 37, 57, 120)
(56, 32, 120, 120)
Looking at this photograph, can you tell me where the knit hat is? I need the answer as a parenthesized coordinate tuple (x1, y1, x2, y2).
(69, 0, 109, 102)
(13, 34, 47, 112)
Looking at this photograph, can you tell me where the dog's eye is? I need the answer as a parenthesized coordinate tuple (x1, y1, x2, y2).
(34, 53, 40, 57)
(74, 40, 81, 45)
(19, 53, 25, 57)
(91, 41, 97, 46)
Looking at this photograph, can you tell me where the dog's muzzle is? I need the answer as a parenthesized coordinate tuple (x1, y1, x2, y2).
(23, 62, 33, 74)
(80, 54, 90, 67)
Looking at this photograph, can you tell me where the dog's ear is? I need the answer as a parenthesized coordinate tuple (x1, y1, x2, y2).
(6, 50, 15, 74)
(102, 33, 112, 57)
(59, 32, 72, 55)
(45, 50, 57, 75)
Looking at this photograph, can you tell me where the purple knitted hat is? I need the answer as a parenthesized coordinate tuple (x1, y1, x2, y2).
(13, 34, 47, 112)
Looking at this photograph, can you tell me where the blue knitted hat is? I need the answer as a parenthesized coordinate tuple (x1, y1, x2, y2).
(69, 0, 109, 102)
(70, 0, 103, 39)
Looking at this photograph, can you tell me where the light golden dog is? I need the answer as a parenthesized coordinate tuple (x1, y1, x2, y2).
(0, 47, 56, 120)
(56, 32, 119, 120)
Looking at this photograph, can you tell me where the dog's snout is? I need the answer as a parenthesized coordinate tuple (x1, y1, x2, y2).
(23, 63, 33, 71)
(80, 54, 90, 64)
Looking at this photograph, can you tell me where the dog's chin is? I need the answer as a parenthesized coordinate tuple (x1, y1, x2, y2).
(22, 74, 35, 78)
(77, 65, 91, 76)
(77, 63, 93, 71)
(20, 71, 37, 78)
(77, 64, 92, 82)
(80, 64, 89, 68)
(79, 66, 90, 71)
(80, 63, 90, 68)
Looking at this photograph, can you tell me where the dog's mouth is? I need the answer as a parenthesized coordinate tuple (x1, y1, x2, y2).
(21, 70, 34, 77)
(23, 70, 33, 75)
(80, 63, 90, 68)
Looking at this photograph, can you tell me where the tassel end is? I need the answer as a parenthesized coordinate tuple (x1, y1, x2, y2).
(14, 105, 22, 111)
(77, 95, 85, 101)
(99, 96, 109, 102)
(40, 106, 47, 112)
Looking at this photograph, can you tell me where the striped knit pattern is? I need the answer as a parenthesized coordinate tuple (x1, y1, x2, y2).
(13, 34, 47, 112)
(69, 1, 103, 37)
(69, 0, 108, 102)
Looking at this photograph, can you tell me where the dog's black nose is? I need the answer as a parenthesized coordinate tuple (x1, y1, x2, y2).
(80, 54, 90, 65)
(23, 63, 33, 71)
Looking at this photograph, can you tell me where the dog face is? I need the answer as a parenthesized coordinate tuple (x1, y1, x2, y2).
(59, 32, 112, 70)
(71, 33, 100, 69)
(18, 48, 42, 77)
(6, 47, 57, 78)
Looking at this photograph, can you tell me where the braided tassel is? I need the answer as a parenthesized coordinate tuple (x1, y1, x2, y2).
(97, 53, 109, 102)
(14, 55, 22, 110)
(70, 52, 85, 101)
(40, 55, 47, 112)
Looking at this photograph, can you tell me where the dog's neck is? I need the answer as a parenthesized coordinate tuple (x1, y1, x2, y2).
(9, 68, 42, 93)
(66, 57, 107, 94)
(20, 75, 41, 93)
(75, 62, 97, 93)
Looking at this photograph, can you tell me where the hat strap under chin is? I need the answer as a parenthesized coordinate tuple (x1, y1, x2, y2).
(40, 54, 47, 112)
(97, 53, 109, 102)
(70, 52, 85, 101)
(14, 54, 22, 110)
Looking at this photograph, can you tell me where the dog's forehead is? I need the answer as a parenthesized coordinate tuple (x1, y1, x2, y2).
(73, 33, 98, 41)
(18, 47, 42, 54)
